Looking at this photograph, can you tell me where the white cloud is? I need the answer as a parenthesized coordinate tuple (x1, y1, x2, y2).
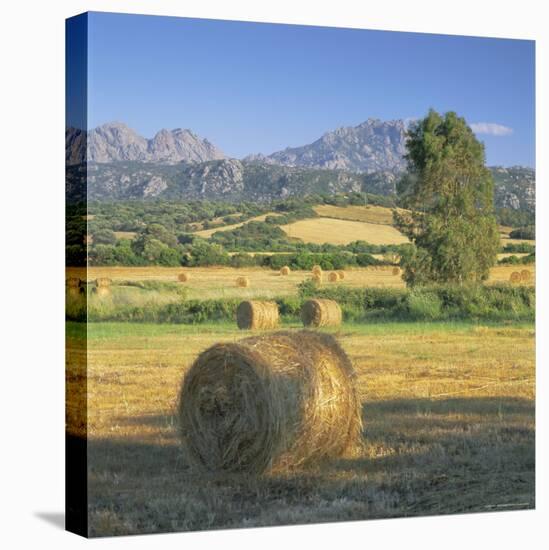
(470, 122, 513, 136)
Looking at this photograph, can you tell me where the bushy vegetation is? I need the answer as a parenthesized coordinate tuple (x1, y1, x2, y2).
(68, 283, 534, 324)
(297, 281, 534, 322)
(509, 226, 535, 240)
(502, 242, 535, 254)
(498, 253, 535, 265)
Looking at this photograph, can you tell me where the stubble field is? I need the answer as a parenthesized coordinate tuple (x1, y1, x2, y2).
(75, 264, 535, 302)
(66, 321, 535, 536)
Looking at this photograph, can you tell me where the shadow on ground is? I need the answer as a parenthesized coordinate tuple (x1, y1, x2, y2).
(85, 395, 535, 537)
(34, 512, 65, 530)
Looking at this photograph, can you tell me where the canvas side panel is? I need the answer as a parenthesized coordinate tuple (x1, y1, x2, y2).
(65, 12, 89, 538)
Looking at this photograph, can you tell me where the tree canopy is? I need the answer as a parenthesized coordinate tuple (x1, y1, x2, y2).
(395, 110, 500, 285)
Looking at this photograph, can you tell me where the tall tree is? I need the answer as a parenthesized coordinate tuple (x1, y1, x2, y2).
(394, 110, 499, 285)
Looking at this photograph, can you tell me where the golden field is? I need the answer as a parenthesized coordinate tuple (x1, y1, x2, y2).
(183, 205, 534, 248)
(313, 204, 407, 225)
(280, 217, 409, 245)
(69, 264, 536, 301)
(66, 321, 535, 536)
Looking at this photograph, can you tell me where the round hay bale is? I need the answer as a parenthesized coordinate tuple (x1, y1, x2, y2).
(236, 276, 250, 288)
(520, 269, 532, 282)
(311, 273, 322, 285)
(337, 270, 345, 280)
(92, 278, 112, 296)
(301, 299, 342, 328)
(509, 271, 521, 284)
(392, 267, 401, 276)
(66, 277, 84, 297)
(280, 266, 291, 276)
(328, 271, 340, 283)
(312, 265, 322, 276)
(237, 301, 279, 330)
(66, 277, 81, 288)
(178, 272, 191, 282)
(178, 330, 362, 473)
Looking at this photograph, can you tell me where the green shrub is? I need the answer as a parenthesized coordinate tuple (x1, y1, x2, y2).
(406, 290, 443, 320)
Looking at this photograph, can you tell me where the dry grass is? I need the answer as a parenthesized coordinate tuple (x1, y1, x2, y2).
(71, 264, 535, 303)
(280, 217, 409, 245)
(313, 204, 408, 225)
(193, 213, 280, 239)
(67, 321, 535, 536)
(114, 231, 137, 241)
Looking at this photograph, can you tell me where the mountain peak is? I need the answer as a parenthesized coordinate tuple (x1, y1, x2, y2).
(66, 123, 226, 164)
(261, 118, 408, 173)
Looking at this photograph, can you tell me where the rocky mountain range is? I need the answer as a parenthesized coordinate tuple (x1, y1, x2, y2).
(66, 119, 535, 216)
(66, 122, 225, 165)
(245, 119, 408, 174)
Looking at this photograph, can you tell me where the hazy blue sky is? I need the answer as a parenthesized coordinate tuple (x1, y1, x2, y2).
(85, 12, 535, 167)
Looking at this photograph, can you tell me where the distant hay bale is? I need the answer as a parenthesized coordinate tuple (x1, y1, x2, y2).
(337, 270, 345, 280)
(312, 265, 322, 276)
(520, 269, 532, 282)
(66, 277, 80, 288)
(93, 277, 112, 296)
(178, 272, 191, 282)
(301, 299, 342, 328)
(66, 277, 84, 297)
(280, 266, 291, 276)
(311, 273, 322, 285)
(178, 330, 362, 473)
(509, 271, 522, 284)
(237, 301, 279, 330)
(328, 271, 340, 283)
(236, 276, 250, 288)
(392, 267, 401, 276)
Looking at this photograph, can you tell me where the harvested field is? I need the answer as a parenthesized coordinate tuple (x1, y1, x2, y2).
(280, 217, 409, 245)
(69, 264, 535, 304)
(313, 204, 407, 225)
(67, 321, 535, 536)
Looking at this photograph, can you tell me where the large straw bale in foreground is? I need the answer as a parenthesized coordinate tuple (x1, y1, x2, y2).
(236, 276, 250, 288)
(237, 300, 279, 330)
(178, 331, 362, 473)
(301, 299, 342, 328)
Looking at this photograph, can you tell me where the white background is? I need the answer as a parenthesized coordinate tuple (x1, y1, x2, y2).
(0, 0, 546, 548)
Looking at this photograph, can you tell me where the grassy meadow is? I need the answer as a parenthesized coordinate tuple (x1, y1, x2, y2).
(66, 321, 535, 536)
